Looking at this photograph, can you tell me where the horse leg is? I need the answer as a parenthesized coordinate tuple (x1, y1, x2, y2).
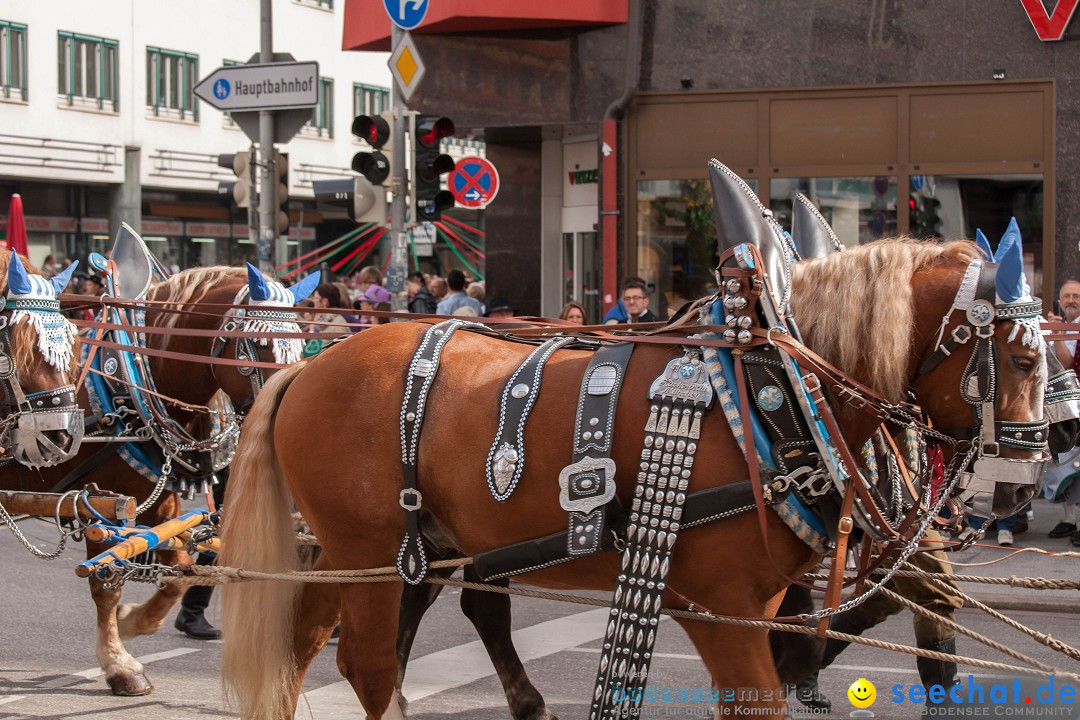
(675, 617, 787, 717)
(287, 555, 341, 715)
(459, 567, 557, 720)
(87, 554, 152, 696)
(115, 547, 190, 639)
(114, 494, 190, 640)
(396, 565, 446, 696)
(336, 582, 407, 720)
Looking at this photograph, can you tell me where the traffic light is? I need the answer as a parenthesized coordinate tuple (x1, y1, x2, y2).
(353, 176, 387, 223)
(217, 151, 252, 208)
(909, 193, 942, 239)
(352, 112, 392, 186)
(412, 115, 456, 222)
(311, 177, 386, 224)
(273, 152, 289, 236)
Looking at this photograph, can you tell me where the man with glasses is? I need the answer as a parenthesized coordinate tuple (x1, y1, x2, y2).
(604, 276, 659, 325)
(1046, 279, 1080, 546)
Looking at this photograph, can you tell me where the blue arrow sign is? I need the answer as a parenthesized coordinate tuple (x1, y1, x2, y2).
(384, 0, 429, 30)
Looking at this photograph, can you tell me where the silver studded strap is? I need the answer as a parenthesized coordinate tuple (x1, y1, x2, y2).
(589, 348, 713, 720)
(397, 319, 486, 584)
(558, 342, 634, 557)
(486, 335, 576, 502)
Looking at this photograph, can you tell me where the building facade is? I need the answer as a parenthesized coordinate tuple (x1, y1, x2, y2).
(0, 0, 392, 271)
(344, 0, 1079, 319)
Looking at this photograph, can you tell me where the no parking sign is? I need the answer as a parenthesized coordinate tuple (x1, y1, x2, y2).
(448, 157, 499, 209)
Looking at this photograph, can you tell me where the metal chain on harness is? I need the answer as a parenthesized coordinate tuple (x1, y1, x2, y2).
(0, 489, 84, 560)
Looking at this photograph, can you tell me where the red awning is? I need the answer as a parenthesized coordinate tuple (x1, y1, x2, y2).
(343, 0, 627, 51)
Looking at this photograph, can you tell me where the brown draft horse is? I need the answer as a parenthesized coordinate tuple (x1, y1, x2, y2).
(0, 252, 83, 463)
(221, 239, 1047, 720)
(0, 266, 293, 696)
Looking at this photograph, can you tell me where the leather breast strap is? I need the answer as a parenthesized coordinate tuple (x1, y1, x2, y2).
(397, 319, 485, 584)
(558, 341, 634, 557)
(486, 335, 577, 502)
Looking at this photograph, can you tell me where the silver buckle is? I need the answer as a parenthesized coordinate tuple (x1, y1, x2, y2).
(399, 488, 423, 511)
(558, 457, 616, 513)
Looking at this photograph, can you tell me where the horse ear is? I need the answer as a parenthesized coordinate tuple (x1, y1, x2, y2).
(994, 218, 1024, 303)
(50, 260, 79, 294)
(974, 229, 993, 260)
(6, 252, 32, 296)
(246, 262, 271, 302)
(993, 217, 1021, 263)
(288, 270, 321, 305)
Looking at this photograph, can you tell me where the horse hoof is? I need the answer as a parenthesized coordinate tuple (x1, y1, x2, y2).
(107, 672, 153, 696)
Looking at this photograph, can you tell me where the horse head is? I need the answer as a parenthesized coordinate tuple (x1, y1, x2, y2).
(2, 252, 83, 467)
(908, 220, 1048, 518)
(208, 264, 320, 413)
(791, 233, 1047, 520)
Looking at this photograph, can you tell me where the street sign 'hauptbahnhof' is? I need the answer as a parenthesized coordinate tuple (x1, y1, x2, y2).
(194, 61, 320, 112)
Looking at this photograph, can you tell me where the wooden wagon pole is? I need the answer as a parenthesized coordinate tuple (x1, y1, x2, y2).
(76, 509, 211, 578)
(0, 490, 135, 522)
(84, 523, 219, 554)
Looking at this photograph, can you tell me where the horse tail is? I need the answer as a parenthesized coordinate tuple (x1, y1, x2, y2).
(220, 360, 307, 719)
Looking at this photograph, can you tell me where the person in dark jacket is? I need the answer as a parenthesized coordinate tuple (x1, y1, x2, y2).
(407, 272, 437, 314)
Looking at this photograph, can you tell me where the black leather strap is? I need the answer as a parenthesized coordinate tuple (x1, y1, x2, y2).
(742, 346, 817, 473)
(486, 336, 576, 501)
(472, 481, 759, 581)
(397, 320, 483, 584)
(558, 342, 634, 557)
(47, 442, 121, 494)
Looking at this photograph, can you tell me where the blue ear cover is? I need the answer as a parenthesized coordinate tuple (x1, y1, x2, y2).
(50, 260, 79, 294)
(246, 262, 271, 302)
(994, 218, 1024, 303)
(974, 229, 993, 260)
(7, 252, 32, 296)
(288, 270, 321, 305)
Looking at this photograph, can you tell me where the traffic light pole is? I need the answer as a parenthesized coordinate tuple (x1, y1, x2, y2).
(257, 0, 277, 274)
(387, 25, 408, 310)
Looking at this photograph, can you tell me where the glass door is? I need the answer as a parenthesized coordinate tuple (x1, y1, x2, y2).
(562, 231, 599, 323)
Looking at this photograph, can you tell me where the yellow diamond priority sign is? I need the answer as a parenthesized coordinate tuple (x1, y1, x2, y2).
(389, 32, 425, 103)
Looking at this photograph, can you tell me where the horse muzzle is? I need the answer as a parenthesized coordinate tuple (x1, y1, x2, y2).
(11, 406, 84, 468)
(957, 455, 1045, 518)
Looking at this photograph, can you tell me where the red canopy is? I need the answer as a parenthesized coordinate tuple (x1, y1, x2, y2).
(5, 194, 29, 258)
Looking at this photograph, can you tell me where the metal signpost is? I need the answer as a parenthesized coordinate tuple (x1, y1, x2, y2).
(193, 0, 319, 273)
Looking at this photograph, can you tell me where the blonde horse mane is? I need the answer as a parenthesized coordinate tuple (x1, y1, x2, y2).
(146, 266, 245, 348)
(791, 238, 978, 403)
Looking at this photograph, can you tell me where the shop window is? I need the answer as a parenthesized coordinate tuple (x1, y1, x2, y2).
(57, 31, 118, 111)
(1, 21, 27, 101)
(770, 177, 898, 248)
(909, 174, 1044, 295)
(304, 76, 333, 137)
(353, 82, 388, 118)
(146, 46, 198, 121)
(636, 179, 745, 317)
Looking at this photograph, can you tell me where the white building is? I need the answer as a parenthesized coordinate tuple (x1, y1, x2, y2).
(0, 0, 394, 270)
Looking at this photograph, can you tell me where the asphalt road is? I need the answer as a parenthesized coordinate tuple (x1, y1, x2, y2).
(1, 517, 1078, 720)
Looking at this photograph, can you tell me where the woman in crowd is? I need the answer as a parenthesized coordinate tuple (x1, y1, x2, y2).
(560, 300, 586, 324)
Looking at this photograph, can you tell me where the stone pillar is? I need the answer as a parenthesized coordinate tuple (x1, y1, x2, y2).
(109, 146, 142, 238)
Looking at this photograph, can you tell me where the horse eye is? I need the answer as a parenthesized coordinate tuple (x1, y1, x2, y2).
(1011, 356, 1036, 372)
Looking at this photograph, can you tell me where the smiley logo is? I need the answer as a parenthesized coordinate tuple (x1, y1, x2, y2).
(847, 678, 877, 708)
